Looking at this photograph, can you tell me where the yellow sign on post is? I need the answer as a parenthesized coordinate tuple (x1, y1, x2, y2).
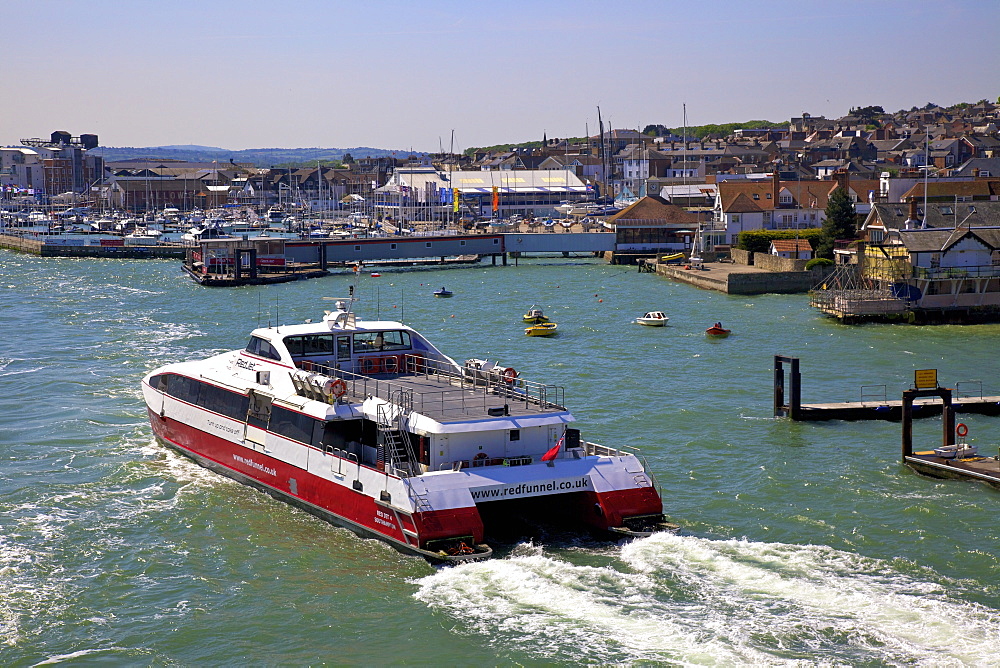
(914, 369, 938, 389)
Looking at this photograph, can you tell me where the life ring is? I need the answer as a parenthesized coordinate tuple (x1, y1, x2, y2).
(382, 355, 399, 373)
(956, 423, 968, 437)
(324, 378, 347, 399)
(361, 357, 381, 374)
(503, 367, 517, 383)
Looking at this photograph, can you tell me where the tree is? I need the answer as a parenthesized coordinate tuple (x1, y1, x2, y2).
(342, 152, 355, 164)
(849, 105, 885, 126)
(816, 187, 856, 258)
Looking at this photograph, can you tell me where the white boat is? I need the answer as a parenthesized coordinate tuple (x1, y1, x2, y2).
(636, 311, 668, 326)
(141, 295, 671, 563)
(180, 224, 233, 243)
(124, 228, 163, 245)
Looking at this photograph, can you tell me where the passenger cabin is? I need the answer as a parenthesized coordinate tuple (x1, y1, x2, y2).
(229, 307, 573, 478)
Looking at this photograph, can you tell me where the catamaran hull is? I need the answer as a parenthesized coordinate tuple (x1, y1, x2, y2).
(147, 408, 489, 563)
(146, 407, 661, 558)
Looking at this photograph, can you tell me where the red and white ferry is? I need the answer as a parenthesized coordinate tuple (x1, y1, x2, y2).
(142, 294, 671, 562)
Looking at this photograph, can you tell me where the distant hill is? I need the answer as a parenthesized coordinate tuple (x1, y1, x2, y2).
(89, 145, 419, 167)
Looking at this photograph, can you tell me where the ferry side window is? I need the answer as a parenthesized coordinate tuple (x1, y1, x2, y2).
(509, 429, 520, 441)
(380, 330, 411, 351)
(150, 374, 169, 392)
(353, 332, 380, 352)
(283, 336, 304, 356)
(337, 336, 351, 360)
(257, 340, 282, 361)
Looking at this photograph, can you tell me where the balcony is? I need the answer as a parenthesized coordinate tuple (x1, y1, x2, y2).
(911, 265, 1000, 280)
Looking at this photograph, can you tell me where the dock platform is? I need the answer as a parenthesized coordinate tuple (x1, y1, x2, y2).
(796, 396, 1000, 421)
(773, 355, 1000, 421)
(900, 387, 1000, 489)
(904, 451, 1000, 489)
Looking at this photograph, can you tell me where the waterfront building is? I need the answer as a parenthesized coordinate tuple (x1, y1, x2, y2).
(607, 195, 701, 261)
(811, 200, 1000, 322)
(374, 167, 592, 221)
(713, 171, 878, 245)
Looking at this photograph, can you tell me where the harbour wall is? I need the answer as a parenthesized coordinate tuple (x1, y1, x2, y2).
(655, 262, 833, 295)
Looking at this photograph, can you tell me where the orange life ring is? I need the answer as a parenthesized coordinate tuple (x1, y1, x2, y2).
(956, 422, 968, 437)
(361, 357, 381, 374)
(382, 355, 399, 373)
(503, 367, 517, 383)
(324, 378, 347, 399)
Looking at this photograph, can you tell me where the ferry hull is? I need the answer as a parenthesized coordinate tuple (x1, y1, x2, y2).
(147, 408, 489, 562)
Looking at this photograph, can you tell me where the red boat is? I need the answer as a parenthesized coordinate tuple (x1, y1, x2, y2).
(706, 323, 731, 337)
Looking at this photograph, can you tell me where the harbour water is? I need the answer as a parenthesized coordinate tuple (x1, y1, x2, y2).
(2, 251, 1000, 665)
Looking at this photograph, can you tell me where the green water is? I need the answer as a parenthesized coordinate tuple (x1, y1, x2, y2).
(2, 251, 999, 665)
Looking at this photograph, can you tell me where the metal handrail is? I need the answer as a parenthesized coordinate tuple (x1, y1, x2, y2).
(295, 354, 566, 416)
(860, 384, 887, 405)
(955, 380, 983, 399)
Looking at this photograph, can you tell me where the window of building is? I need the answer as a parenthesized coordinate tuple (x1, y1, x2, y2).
(779, 194, 792, 204)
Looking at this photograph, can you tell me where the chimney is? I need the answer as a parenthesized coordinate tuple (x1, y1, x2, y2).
(772, 170, 780, 203)
(905, 198, 920, 229)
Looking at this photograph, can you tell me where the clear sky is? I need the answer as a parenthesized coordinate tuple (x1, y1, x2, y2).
(4, 0, 998, 152)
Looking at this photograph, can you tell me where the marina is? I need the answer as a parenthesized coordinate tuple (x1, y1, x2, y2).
(3, 251, 1000, 665)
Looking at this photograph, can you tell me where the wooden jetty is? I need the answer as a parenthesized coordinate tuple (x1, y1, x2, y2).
(773, 355, 1000, 421)
(901, 386, 1000, 489)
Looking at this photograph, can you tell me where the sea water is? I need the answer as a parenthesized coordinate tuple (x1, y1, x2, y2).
(2, 251, 999, 665)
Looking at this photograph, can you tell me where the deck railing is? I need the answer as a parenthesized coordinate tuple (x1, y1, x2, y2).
(292, 354, 566, 415)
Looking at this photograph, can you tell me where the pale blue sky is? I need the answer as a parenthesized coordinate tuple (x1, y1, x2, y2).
(4, 0, 998, 152)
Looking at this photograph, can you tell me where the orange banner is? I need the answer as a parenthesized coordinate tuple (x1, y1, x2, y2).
(491, 186, 499, 212)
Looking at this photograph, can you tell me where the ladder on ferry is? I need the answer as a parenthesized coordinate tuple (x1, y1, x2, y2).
(376, 389, 419, 477)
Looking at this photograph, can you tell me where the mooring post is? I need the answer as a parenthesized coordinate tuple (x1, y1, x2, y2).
(773, 355, 802, 419)
(789, 357, 801, 421)
(901, 390, 914, 460)
(942, 388, 955, 447)
(773, 355, 785, 417)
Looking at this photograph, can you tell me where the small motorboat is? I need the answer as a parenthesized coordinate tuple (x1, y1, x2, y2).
(434, 287, 453, 298)
(705, 322, 731, 337)
(525, 322, 558, 337)
(636, 311, 668, 326)
(522, 306, 550, 324)
(370, 272, 382, 277)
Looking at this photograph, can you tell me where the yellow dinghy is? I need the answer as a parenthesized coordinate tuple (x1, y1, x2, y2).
(525, 322, 558, 337)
